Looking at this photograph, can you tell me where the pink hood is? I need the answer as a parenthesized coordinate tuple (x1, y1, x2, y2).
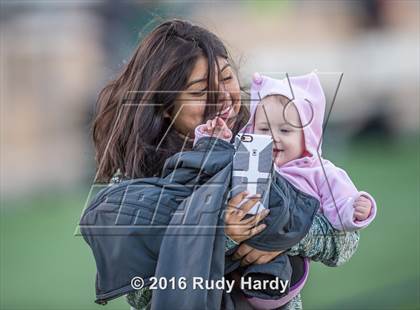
(240, 72, 325, 157)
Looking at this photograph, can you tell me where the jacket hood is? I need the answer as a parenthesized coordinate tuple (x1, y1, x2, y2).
(240, 72, 326, 157)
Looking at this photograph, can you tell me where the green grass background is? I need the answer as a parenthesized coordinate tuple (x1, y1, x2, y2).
(1, 136, 419, 310)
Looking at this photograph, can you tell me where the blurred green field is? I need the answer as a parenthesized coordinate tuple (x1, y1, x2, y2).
(1, 136, 419, 310)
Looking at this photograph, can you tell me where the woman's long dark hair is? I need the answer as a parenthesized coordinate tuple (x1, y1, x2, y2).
(92, 19, 249, 182)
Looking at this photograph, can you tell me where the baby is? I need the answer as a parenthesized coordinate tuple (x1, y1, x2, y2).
(194, 72, 377, 232)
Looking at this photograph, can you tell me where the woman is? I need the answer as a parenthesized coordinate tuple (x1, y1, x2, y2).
(92, 19, 359, 309)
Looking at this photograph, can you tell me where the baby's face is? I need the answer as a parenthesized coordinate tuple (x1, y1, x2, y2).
(254, 96, 305, 166)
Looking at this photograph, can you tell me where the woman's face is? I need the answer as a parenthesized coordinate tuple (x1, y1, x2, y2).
(170, 56, 241, 138)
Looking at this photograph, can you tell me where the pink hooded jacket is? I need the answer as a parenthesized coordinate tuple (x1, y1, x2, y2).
(195, 72, 377, 232)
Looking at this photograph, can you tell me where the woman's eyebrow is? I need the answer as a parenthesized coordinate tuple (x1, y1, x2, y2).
(185, 78, 207, 89)
(220, 63, 230, 72)
(185, 63, 231, 89)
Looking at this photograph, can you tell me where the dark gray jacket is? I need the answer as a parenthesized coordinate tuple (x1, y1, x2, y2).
(80, 137, 319, 309)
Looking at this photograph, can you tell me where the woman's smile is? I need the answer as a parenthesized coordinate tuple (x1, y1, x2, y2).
(218, 105, 233, 119)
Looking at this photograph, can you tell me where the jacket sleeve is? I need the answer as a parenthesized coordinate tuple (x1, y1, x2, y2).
(126, 288, 151, 310)
(286, 213, 360, 267)
(318, 165, 377, 231)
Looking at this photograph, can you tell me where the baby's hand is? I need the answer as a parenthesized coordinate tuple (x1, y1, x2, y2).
(201, 116, 232, 139)
(353, 195, 372, 221)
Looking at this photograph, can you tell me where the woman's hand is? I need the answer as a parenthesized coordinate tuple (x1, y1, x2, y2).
(224, 191, 270, 244)
(232, 243, 284, 267)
